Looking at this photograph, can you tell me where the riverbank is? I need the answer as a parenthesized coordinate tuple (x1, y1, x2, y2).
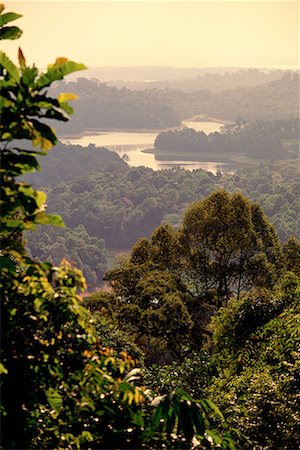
(59, 116, 230, 139)
(142, 148, 235, 162)
(142, 148, 286, 166)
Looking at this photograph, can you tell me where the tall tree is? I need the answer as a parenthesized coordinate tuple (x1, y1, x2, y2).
(180, 190, 283, 306)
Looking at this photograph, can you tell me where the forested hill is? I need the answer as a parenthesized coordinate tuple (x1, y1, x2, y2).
(52, 79, 207, 133)
(52, 73, 299, 135)
(155, 118, 299, 160)
(24, 142, 128, 187)
(199, 73, 299, 121)
(26, 145, 299, 286)
(108, 67, 289, 91)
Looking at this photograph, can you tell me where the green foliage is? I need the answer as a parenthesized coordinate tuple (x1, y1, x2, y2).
(49, 73, 299, 135)
(155, 118, 298, 159)
(148, 390, 235, 450)
(105, 256, 193, 363)
(27, 224, 108, 286)
(0, 8, 22, 40)
(282, 235, 300, 276)
(105, 191, 284, 363)
(181, 190, 283, 304)
(24, 156, 299, 261)
(145, 351, 213, 399)
(208, 274, 300, 449)
(1, 6, 234, 449)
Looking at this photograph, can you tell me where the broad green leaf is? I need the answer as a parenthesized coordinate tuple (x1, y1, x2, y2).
(19, 185, 34, 197)
(0, 12, 22, 27)
(46, 388, 63, 411)
(205, 429, 223, 446)
(37, 61, 87, 88)
(59, 102, 74, 115)
(81, 431, 93, 442)
(177, 389, 194, 402)
(21, 66, 38, 86)
(35, 190, 47, 209)
(191, 403, 205, 434)
(0, 26, 22, 40)
(0, 51, 19, 82)
(42, 214, 64, 227)
(200, 399, 224, 419)
(3, 219, 23, 228)
(34, 298, 42, 311)
(130, 412, 144, 428)
(32, 136, 53, 151)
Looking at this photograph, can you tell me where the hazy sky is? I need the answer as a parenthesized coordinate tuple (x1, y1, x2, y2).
(3, 1, 299, 69)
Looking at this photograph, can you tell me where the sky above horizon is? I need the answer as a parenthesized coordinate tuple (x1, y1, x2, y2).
(3, 1, 299, 69)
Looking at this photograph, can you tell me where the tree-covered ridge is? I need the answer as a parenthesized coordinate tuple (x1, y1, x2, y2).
(26, 150, 299, 285)
(51, 73, 299, 135)
(108, 67, 290, 92)
(51, 78, 208, 133)
(155, 118, 299, 160)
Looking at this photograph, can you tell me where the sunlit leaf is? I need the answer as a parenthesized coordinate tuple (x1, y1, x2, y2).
(35, 190, 47, 209)
(0, 363, 8, 375)
(46, 388, 63, 411)
(37, 61, 87, 88)
(0, 12, 22, 27)
(58, 92, 78, 103)
(0, 51, 19, 81)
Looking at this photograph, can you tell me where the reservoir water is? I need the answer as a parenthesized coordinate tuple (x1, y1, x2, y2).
(61, 120, 236, 173)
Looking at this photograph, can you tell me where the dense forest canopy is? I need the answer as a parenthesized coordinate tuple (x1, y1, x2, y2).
(154, 117, 299, 160)
(52, 73, 299, 135)
(26, 143, 299, 286)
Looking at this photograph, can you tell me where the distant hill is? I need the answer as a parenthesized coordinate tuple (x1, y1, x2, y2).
(106, 68, 290, 92)
(199, 73, 299, 121)
(25, 142, 127, 188)
(51, 73, 299, 136)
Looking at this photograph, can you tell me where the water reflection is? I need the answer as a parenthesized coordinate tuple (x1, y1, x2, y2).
(61, 120, 237, 174)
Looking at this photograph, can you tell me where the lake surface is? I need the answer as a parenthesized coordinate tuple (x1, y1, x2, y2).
(61, 120, 237, 173)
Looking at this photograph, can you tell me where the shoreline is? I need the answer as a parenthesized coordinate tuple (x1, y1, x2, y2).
(58, 116, 229, 140)
(141, 148, 287, 166)
(142, 148, 236, 163)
